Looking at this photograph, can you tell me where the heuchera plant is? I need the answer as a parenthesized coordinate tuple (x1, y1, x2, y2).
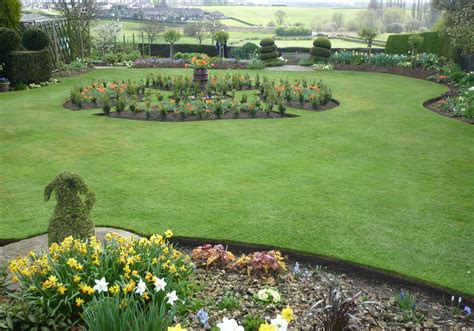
(191, 244, 236, 267)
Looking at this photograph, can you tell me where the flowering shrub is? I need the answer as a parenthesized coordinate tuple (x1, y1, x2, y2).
(231, 250, 287, 276)
(192, 244, 236, 267)
(189, 54, 211, 69)
(441, 88, 474, 118)
(255, 288, 282, 304)
(8, 231, 194, 325)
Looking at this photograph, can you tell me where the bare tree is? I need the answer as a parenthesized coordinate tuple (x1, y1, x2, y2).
(55, 0, 98, 59)
(183, 22, 209, 45)
(274, 10, 287, 26)
(140, 20, 165, 55)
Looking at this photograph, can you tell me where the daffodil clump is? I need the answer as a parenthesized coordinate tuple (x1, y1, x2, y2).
(8, 230, 193, 323)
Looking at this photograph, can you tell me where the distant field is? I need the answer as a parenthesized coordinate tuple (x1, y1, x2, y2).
(91, 19, 378, 49)
(197, 6, 365, 27)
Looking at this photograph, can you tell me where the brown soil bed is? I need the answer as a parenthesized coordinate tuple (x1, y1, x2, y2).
(284, 99, 339, 112)
(333, 64, 438, 80)
(423, 91, 474, 124)
(53, 67, 95, 78)
(97, 110, 297, 121)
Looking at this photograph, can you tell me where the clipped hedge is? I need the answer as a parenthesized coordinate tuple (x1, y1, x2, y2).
(21, 28, 50, 51)
(275, 26, 312, 37)
(145, 43, 219, 57)
(0, 27, 20, 54)
(0, 50, 52, 85)
(259, 45, 278, 53)
(260, 51, 280, 61)
(310, 47, 331, 59)
(385, 32, 453, 59)
(260, 38, 275, 47)
(313, 37, 332, 50)
(258, 38, 279, 65)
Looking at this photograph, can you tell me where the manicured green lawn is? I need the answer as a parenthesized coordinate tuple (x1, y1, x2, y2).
(0, 68, 473, 296)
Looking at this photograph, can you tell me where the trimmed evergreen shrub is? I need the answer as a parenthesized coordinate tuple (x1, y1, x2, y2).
(260, 38, 275, 47)
(21, 28, 50, 51)
(230, 42, 258, 59)
(313, 37, 332, 50)
(258, 38, 280, 66)
(385, 32, 453, 59)
(275, 26, 312, 37)
(0, 50, 52, 85)
(310, 37, 332, 64)
(44, 171, 95, 245)
(0, 27, 20, 54)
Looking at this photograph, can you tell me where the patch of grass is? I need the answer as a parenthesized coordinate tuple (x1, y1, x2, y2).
(0, 68, 473, 296)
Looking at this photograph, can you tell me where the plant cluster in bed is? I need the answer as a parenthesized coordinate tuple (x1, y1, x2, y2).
(66, 74, 336, 121)
(132, 55, 249, 70)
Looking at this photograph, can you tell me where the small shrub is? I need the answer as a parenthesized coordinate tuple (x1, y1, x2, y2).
(0, 50, 52, 85)
(101, 94, 111, 116)
(231, 42, 259, 60)
(231, 250, 287, 276)
(386, 22, 405, 33)
(21, 28, 50, 51)
(248, 57, 266, 69)
(260, 38, 275, 47)
(243, 314, 265, 331)
(217, 292, 241, 311)
(299, 58, 315, 66)
(44, 171, 95, 245)
(254, 288, 282, 304)
(0, 27, 20, 54)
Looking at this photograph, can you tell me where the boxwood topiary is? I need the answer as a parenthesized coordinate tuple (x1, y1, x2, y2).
(310, 37, 332, 64)
(0, 27, 20, 54)
(258, 38, 279, 65)
(0, 49, 52, 85)
(313, 37, 332, 50)
(21, 28, 50, 51)
(44, 171, 96, 245)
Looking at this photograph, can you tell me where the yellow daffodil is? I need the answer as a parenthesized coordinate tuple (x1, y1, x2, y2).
(109, 284, 120, 295)
(168, 324, 186, 331)
(258, 323, 276, 331)
(281, 305, 294, 322)
(57, 285, 66, 295)
(75, 297, 84, 307)
(73, 275, 81, 283)
(165, 229, 173, 238)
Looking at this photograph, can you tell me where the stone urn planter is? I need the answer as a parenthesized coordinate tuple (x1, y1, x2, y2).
(193, 68, 208, 90)
(0, 80, 10, 92)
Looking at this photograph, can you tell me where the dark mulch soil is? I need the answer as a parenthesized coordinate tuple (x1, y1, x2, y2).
(179, 263, 473, 330)
(333, 64, 438, 80)
(284, 99, 339, 112)
(423, 91, 474, 124)
(53, 67, 95, 78)
(98, 110, 296, 121)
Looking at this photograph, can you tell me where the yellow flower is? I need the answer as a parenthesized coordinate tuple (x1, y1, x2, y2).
(258, 323, 276, 331)
(132, 270, 138, 276)
(73, 275, 81, 283)
(168, 324, 186, 331)
(109, 284, 120, 295)
(42, 275, 58, 289)
(57, 285, 66, 295)
(170, 265, 177, 273)
(27, 250, 36, 257)
(282, 305, 294, 322)
(165, 229, 173, 238)
(75, 297, 84, 307)
(145, 272, 155, 282)
(143, 292, 150, 301)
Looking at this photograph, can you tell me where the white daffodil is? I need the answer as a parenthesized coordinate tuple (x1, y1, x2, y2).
(271, 314, 289, 331)
(93, 277, 109, 293)
(135, 278, 147, 295)
(216, 317, 244, 331)
(154, 277, 167, 292)
(166, 290, 179, 305)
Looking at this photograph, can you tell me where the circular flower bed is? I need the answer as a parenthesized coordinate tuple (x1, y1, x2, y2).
(64, 74, 339, 122)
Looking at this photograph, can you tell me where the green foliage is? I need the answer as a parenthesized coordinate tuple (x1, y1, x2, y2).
(259, 45, 277, 54)
(408, 34, 424, 50)
(386, 22, 405, 33)
(259, 38, 275, 47)
(394, 291, 425, 323)
(0, 0, 22, 29)
(275, 25, 312, 37)
(0, 27, 20, 54)
(44, 171, 95, 245)
(163, 30, 181, 44)
(313, 37, 332, 49)
(214, 30, 229, 43)
(21, 28, 50, 51)
(259, 51, 279, 61)
(441, 1, 474, 55)
(311, 47, 331, 59)
(243, 314, 265, 331)
(0, 50, 52, 85)
(299, 58, 315, 66)
(385, 32, 454, 59)
(248, 57, 266, 69)
(230, 42, 258, 60)
(83, 295, 175, 331)
(217, 292, 241, 310)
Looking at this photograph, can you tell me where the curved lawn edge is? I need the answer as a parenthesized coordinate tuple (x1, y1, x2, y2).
(423, 94, 474, 124)
(2, 226, 473, 302)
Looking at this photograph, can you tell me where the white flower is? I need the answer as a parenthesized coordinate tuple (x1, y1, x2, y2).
(93, 277, 109, 293)
(135, 278, 147, 295)
(166, 290, 179, 305)
(154, 277, 167, 292)
(271, 314, 288, 331)
(257, 289, 269, 301)
(217, 317, 244, 331)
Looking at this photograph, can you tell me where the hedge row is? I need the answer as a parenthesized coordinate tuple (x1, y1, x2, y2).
(0, 50, 52, 85)
(385, 32, 453, 59)
(143, 43, 219, 57)
(274, 26, 312, 37)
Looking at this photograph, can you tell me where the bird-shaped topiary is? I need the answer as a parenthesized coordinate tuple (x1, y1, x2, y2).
(44, 171, 96, 245)
(310, 37, 332, 64)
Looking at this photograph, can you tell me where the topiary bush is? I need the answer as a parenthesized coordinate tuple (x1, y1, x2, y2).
(21, 28, 50, 51)
(44, 171, 95, 245)
(258, 38, 280, 66)
(309, 37, 332, 64)
(0, 27, 20, 54)
(230, 42, 258, 59)
(0, 49, 52, 85)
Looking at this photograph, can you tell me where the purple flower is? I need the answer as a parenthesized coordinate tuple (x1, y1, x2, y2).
(293, 262, 301, 275)
(195, 308, 209, 326)
(0, 77, 9, 82)
(465, 306, 472, 316)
